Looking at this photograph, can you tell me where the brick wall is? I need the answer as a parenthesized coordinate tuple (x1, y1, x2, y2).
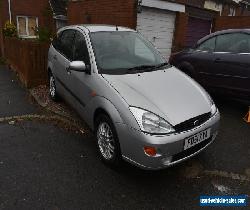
(213, 16, 250, 31)
(0, 0, 51, 26)
(67, 0, 137, 29)
(172, 12, 189, 52)
(10, 0, 53, 30)
(0, 0, 54, 57)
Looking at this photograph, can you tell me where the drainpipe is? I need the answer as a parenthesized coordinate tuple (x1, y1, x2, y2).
(0, 1, 5, 57)
(8, 0, 12, 23)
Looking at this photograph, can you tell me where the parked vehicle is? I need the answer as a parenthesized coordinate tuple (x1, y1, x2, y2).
(48, 25, 220, 170)
(169, 29, 250, 101)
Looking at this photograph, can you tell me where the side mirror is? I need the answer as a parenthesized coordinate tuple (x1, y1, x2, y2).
(69, 61, 86, 72)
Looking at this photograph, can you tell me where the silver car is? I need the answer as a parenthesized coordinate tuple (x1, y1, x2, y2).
(48, 25, 220, 170)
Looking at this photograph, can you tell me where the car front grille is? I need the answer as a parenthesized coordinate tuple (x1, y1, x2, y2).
(174, 112, 211, 133)
(172, 137, 212, 162)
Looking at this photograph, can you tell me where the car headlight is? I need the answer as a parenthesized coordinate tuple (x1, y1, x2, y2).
(206, 92, 217, 116)
(211, 104, 217, 116)
(129, 107, 175, 134)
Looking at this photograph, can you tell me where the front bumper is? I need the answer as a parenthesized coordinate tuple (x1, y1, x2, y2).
(116, 111, 220, 170)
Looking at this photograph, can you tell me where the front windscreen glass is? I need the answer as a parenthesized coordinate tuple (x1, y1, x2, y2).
(90, 31, 166, 74)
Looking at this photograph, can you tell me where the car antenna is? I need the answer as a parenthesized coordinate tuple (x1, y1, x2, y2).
(116, 25, 119, 31)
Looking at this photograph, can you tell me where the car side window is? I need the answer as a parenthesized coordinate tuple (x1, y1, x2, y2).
(59, 30, 76, 61)
(52, 32, 62, 50)
(215, 33, 238, 53)
(196, 37, 216, 52)
(73, 31, 91, 66)
(216, 33, 250, 54)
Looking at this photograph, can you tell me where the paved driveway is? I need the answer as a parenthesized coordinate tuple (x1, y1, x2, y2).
(0, 65, 38, 117)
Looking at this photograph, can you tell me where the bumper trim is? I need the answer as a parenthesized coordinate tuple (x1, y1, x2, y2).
(166, 133, 217, 167)
(172, 137, 212, 162)
(122, 132, 217, 170)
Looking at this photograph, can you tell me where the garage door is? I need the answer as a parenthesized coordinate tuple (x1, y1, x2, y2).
(137, 7, 176, 60)
(185, 17, 211, 48)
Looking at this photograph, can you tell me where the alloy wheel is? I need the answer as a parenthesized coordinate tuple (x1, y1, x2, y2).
(97, 122, 115, 160)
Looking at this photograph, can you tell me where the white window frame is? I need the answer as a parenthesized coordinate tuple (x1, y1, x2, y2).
(228, 7, 236, 16)
(16, 16, 39, 38)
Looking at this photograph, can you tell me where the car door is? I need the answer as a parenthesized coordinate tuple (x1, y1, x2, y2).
(66, 30, 94, 111)
(213, 32, 250, 98)
(189, 36, 217, 87)
(52, 29, 76, 100)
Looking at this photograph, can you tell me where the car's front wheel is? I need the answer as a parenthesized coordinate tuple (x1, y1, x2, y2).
(95, 114, 122, 167)
(49, 72, 59, 101)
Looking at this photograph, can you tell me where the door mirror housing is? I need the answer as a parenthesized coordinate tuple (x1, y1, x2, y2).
(69, 61, 87, 72)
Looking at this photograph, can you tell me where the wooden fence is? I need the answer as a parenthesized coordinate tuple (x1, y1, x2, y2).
(4, 37, 49, 88)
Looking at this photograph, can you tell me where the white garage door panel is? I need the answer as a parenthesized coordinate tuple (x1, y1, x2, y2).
(138, 26, 175, 33)
(137, 7, 176, 59)
(137, 21, 174, 31)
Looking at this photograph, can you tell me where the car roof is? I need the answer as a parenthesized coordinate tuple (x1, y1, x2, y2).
(58, 24, 134, 33)
(197, 28, 250, 45)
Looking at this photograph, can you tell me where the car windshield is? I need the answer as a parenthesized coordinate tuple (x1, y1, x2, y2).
(90, 31, 167, 74)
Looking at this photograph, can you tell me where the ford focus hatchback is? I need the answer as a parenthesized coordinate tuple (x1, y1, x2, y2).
(48, 25, 220, 170)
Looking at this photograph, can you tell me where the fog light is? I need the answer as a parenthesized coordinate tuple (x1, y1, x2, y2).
(144, 146, 157, 157)
(162, 156, 172, 165)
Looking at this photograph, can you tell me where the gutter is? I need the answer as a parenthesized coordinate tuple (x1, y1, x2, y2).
(141, 0, 185, 13)
(54, 15, 68, 21)
(8, 0, 12, 23)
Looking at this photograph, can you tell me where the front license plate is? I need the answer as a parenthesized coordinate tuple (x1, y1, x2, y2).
(184, 128, 211, 150)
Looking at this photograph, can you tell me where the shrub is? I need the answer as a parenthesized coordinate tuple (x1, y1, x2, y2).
(3, 21, 17, 37)
(0, 57, 6, 65)
(35, 27, 52, 43)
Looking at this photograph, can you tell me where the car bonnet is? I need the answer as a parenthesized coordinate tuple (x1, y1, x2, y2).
(102, 67, 212, 126)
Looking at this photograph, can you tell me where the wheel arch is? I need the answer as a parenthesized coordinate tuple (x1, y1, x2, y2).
(85, 96, 127, 131)
(94, 108, 111, 126)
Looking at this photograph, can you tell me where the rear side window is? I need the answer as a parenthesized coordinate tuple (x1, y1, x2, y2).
(215, 33, 250, 54)
(59, 29, 76, 60)
(52, 31, 64, 50)
(196, 37, 216, 52)
(73, 31, 90, 65)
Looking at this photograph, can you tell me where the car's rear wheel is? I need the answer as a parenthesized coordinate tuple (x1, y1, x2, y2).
(49, 72, 59, 101)
(95, 114, 122, 167)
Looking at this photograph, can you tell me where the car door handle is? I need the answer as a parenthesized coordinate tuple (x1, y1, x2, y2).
(214, 58, 222, 63)
(53, 55, 57, 60)
(66, 67, 71, 75)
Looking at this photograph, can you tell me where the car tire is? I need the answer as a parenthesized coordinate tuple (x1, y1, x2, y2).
(48, 71, 59, 101)
(95, 114, 122, 167)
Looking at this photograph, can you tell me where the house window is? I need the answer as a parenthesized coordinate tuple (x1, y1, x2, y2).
(228, 7, 236, 16)
(17, 16, 38, 38)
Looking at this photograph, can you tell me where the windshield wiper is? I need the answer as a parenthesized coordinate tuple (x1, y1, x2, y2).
(127, 62, 169, 73)
(127, 65, 156, 71)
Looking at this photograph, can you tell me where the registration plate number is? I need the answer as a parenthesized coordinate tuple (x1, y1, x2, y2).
(184, 128, 211, 150)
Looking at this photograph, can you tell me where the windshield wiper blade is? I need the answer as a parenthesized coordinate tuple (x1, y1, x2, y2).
(127, 65, 155, 71)
(126, 62, 170, 73)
